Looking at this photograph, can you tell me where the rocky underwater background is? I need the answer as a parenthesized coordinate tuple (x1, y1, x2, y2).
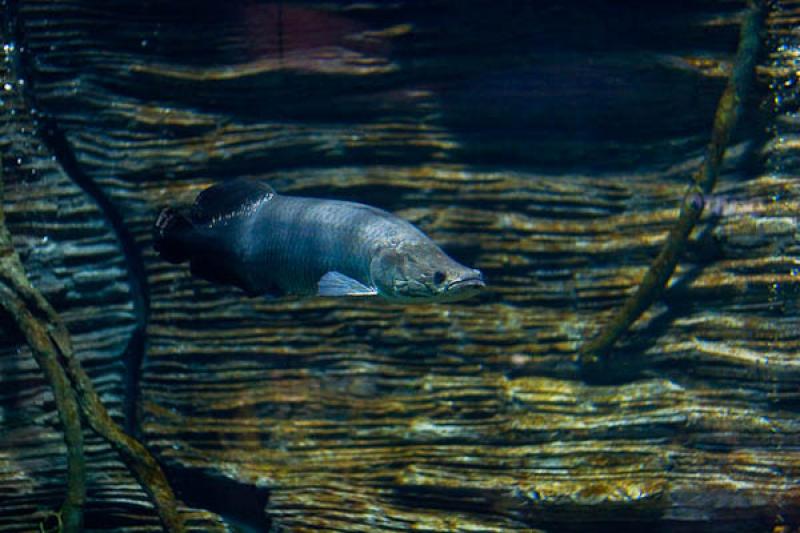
(1, 0, 800, 531)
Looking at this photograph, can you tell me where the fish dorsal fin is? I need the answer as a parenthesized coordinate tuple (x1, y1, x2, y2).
(317, 272, 377, 297)
(191, 177, 275, 225)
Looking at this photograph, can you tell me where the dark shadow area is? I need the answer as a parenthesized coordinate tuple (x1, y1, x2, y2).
(165, 463, 272, 533)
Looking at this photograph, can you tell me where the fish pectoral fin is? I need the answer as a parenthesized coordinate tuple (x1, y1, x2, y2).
(317, 272, 377, 297)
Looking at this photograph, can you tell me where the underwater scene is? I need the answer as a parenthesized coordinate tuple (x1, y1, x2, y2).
(0, 0, 799, 531)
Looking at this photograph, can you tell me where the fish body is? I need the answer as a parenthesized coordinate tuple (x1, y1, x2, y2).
(154, 178, 484, 302)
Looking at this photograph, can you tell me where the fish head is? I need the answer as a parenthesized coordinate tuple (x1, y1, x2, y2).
(370, 245, 485, 303)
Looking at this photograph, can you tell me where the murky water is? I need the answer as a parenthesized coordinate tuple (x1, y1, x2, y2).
(0, 1, 798, 531)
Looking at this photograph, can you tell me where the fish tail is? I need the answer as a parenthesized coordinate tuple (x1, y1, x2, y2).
(153, 207, 194, 263)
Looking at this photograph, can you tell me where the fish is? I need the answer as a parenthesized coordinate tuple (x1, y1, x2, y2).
(153, 177, 485, 303)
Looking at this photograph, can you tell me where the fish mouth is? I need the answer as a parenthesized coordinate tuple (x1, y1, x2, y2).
(446, 275, 486, 292)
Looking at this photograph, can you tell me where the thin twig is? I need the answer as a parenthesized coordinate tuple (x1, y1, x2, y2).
(579, 0, 766, 365)
(0, 168, 85, 532)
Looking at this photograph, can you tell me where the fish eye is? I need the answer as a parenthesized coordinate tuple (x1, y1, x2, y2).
(433, 271, 446, 285)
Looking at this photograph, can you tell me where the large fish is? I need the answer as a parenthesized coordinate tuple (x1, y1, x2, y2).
(153, 178, 485, 302)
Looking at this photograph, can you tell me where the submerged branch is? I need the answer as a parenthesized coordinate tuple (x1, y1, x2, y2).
(579, 0, 766, 365)
(0, 165, 186, 531)
(57, 338, 188, 533)
(0, 168, 86, 533)
(0, 168, 85, 533)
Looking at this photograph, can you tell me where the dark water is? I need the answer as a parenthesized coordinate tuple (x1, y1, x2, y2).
(1, 1, 798, 531)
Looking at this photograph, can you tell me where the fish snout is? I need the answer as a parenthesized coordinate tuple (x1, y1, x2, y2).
(446, 268, 486, 292)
